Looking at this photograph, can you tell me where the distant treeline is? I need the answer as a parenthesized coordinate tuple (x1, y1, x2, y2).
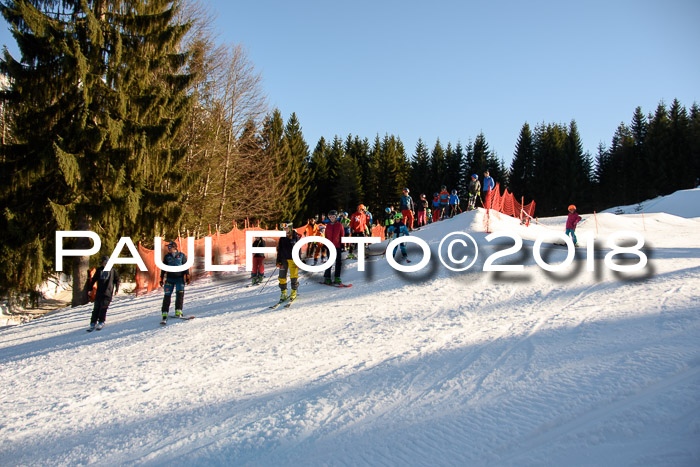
(1, 0, 697, 303)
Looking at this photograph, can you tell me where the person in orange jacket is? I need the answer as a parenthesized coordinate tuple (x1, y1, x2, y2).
(304, 218, 320, 262)
(348, 204, 368, 259)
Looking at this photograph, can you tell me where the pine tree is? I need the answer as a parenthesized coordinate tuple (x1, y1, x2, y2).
(509, 123, 535, 200)
(668, 99, 692, 189)
(410, 138, 431, 198)
(282, 112, 311, 224)
(630, 107, 650, 200)
(645, 102, 672, 197)
(445, 142, 463, 194)
(0, 0, 194, 305)
(430, 138, 447, 191)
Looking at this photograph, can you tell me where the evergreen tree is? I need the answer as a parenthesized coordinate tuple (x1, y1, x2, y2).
(690, 103, 700, 187)
(630, 107, 650, 200)
(430, 138, 447, 190)
(334, 153, 362, 214)
(645, 102, 671, 196)
(445, 142, 463, 194)
(282, 112, 311, 224)
(509, 123, 535, 200)
(0, 0, 194, 305)
(307, 137, 330, 216)
(410, 138, 431, 197)
(668, 99, 692, 189)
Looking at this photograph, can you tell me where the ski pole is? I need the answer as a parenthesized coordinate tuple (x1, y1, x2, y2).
(258, 266, 278, 294)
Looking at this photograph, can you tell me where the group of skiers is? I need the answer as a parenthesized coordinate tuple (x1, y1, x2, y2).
(85, 168, 587, 329)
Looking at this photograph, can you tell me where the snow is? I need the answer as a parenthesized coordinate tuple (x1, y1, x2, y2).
(1, 191, 700, 466)
(601, 187, 700, 218)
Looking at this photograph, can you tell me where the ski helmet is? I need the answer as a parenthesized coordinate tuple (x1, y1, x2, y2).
(403, 187, 409, 193)
(328, 210, 338, 217)
(420, 193, 426, 198)
(434, 192, 438, 197)
(358, 204, 365, 211)
(385, 207, 391, 213)
(394, 212, 403, 220)
(167, 241, 177, 249)
(472, 174, 478, 179)
(441, 185, 446, 190)
(568, 205, 576, 211)
(451, 189, 457, 194)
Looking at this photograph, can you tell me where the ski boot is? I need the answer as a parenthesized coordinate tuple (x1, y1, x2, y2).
(175, 309, 183, 318)
(96, 322, 104, 330)
(290, 290, 297, 301)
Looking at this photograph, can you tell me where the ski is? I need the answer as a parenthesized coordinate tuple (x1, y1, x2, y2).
(269, 298, 289, 310)
(283, 297, 298, 308)
(175, 315, 195, 320)
(318, 281, 353, 288)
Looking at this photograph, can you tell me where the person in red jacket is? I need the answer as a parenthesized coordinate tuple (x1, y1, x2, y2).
(323, 210, 345, 285)
(348, 204, 368, 259)
(565, 204, 583, 246)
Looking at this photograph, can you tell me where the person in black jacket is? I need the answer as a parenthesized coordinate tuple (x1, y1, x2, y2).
(276, 221, 301, 302)
(86, 255, 120, 331)
(159, 241, 190, 323)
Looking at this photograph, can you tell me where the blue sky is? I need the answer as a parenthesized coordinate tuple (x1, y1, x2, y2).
(1, 0, 698, 165)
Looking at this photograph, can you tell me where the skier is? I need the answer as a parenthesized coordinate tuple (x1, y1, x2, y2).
(439, 185, 450, 220)
(383, 207, 395, 238)
(399, 188, 415, 230)
(349, 204, 368, 259)
(251, 236, 266, 285)
(86, 255, 120, 331)
(482, 170, 495, 209)
(276, 221, 301, 303)
(449, 189, 460, 218)
(159, 241, 191, 323)
(566, 204, 583, 246)
(415, 194, 428, 227)
(304, 218, 320, 262)
(323, 210, 345, 285)
(432, 193, 440, 223)
(467, 174, 481, 210)
(316, 223, 328, 264)
(387, 212, 410, 262)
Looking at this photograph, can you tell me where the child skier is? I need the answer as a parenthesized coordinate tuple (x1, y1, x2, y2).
(387, 212, 410, 262)
(159, 241, 190, 323)
(86, 255, 120, 331)
(399, 188, 415, 230)
(449, 189, 460, 218)
(323, 210, 345, 285)
(276, 221, 301, 302)
(415, 194, 428, 227)
(432, 192, 440, 222)
(566, 205, 583, 246)
(467, 174, 480, 210)
(251, 236, 266, 285)
(438, 185, 450, 220)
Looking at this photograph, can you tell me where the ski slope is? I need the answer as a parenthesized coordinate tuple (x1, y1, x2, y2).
(1, 191, 699, 466)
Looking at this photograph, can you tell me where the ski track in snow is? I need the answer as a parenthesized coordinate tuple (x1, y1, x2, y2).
(1, 194, 700, 466)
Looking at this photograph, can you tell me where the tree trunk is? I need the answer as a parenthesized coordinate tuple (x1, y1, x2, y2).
(71, 214, 91, 307)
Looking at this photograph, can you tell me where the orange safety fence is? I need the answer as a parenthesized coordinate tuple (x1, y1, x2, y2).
(482, 183, 536, 233)
(134, 222, 386, 295)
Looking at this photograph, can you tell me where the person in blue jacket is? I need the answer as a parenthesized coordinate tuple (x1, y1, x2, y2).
(482, 170, 495, 209)
(449, 189, 460, 218)
(159, 241, 190, 323)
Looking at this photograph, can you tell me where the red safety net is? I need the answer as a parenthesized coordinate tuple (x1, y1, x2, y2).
(134, 222, 386, 295)
(482, 183, 536, 232)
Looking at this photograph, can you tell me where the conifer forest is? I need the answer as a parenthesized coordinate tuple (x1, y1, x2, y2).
(1, 0, 698, 302)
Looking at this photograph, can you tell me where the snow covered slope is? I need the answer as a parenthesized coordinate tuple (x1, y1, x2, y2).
(1, 191, 699, 466)
(602, 187, 700, 218)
